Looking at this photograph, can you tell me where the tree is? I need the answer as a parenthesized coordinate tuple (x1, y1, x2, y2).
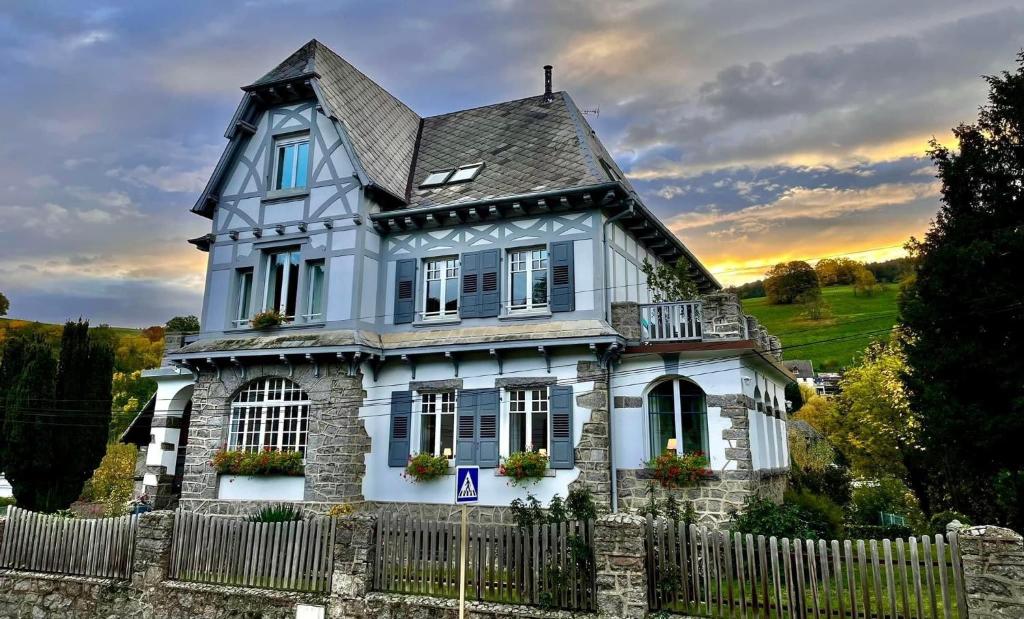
(852, 266, 879, 296)
(815, 258, 860, 287)
(165, 315, 200, 332)
(641, 259, 698, 302)
(799, 290, 832, 321)
(763, 261, 819, 304)
(2, 321, 114, 512)
(0, 292, 8, 316)
(900, 53, 1024, 526)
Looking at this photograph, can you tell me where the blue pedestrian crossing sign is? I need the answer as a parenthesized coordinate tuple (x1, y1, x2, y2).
(455, 466, 479, 504)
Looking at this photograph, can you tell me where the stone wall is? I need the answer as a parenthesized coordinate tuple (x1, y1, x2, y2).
(959, 525, 1024, 617)
(184, 361, 367, 505)
(570, 360, 612, 512)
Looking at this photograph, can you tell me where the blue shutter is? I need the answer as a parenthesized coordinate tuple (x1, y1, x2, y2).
(549, 385, 574, 469)
(456, 390, 477, 465)
(394, 259, 417, 324)
(476, 389, 500, 468)
(548, 241, 575, 313)
(478, 250, 501, 318)
(388, 391, 413, 467)
(459, 252, 481, 318)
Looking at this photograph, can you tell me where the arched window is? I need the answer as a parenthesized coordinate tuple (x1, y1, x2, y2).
(773, 396, 781, 418)
(754, 387, 765, 413)
(647, 378, 708, 457)
(229, 377, 310, 454)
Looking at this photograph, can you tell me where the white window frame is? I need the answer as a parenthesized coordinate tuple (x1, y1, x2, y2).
(505, 387, 550, 456)
(421, 256, 460, 320)
(417, 391, 457, 459)
(228, 377, 310, 454)
(420, 169, 453, 187)
(233, 269, 254, 327)
(262, 248, 301, 320)
(507, 246, 549, 313)
(273, 133, 310, 191)
(302, 260, 326, 323)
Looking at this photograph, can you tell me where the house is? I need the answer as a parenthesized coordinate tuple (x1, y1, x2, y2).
(141, 40, 793, 524)
(784, 359, 816, 391)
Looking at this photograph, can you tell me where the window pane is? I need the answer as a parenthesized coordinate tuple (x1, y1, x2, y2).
(445, 271, 459, 313)
(510, 412, 526, 453)
(277, 145, 295, 189)
(426, 279, 441, 314)
(511, 271, 527, 306)
(531, 412, 548, 452)
(420, 413, 438, 455)
(267, 253, 285, 311)
(308, 262, 324, 318)
(440, 413, 455, 457)
(294, 142, 309, 188)
(532, 270, 548, 305)
(237, 271, 252, 322)
(286, 252, 300, 317)
(422, 170, 453, 186)
(449, 164, 481, 183)
(681, 411, 707, 454)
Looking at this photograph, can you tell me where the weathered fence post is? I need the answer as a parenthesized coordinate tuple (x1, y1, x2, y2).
(594, 513, 647, 619)
(130, 510, 175, 590)
(958, 525, 1024, 617)
(329, 513, 376, 618)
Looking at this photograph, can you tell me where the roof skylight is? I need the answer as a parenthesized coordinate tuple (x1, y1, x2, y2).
(420, 169, 454, 187)
(448, 163, 484, 183)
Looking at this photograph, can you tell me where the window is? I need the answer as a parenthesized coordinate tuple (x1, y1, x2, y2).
(508, 247, 548, 312)
(508, 387, 549, 454)
(647, 379, 708, 457)
(754, 387, 765, 413)
(448, 163, 484, 183)
(228, 377, 309, 454)
(273, 134, 310, 190)
(419, 392, 456, 458)
(264, 249, 300, 320)
(234, 269, 253, 326)
(420, 169, 453, 187)
(304, 260, 325, 322)
(423, 257, 459, 319)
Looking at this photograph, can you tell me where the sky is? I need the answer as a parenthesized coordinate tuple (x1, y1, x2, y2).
(1, 1, 1021, 327)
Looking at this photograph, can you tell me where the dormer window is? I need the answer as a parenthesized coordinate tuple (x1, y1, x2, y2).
(420, 169, 453, 187)
(273, 134, 310, 191)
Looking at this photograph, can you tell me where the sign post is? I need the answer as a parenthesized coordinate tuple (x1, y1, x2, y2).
(455, 466, 479, 619)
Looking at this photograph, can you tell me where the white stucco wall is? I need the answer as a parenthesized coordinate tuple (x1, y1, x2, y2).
(360, 351, 593, 507)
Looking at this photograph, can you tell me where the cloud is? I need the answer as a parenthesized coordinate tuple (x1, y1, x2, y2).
(106, 164, 213, 194)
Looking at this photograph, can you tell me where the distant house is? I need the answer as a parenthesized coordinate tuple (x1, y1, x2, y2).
(137, 40, 794, 524)
(784, 360, 816, 389)
(816, 372, 843, 397)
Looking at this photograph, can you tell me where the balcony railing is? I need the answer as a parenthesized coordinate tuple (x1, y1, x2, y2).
(640, 301, 703, 343)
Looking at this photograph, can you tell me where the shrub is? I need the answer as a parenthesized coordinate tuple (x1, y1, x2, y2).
(646, 451, 713, 489)
(510, 493, 545, 528)
(846, 477, 923, 529)
(730, 498, 816, 539)
(844, 523, 914, 539)
(86, 443, 138, 517)
(785, 489, 844, 539)
(500, 451, 548, 485)
(327, 503, 354, 518)
(250, 310, 284, 329)
(247, 504, 304, 523)
(402, 452, 449, 482)
(211, 447, 304, 476)
(928, 510, 971, 535)
(566, 486, 597, 522)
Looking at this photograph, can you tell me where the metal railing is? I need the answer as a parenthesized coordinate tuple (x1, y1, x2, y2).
(640, 301, 703, 343)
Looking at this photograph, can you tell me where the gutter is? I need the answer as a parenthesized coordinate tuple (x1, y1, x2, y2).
(601, 199, 634, 513)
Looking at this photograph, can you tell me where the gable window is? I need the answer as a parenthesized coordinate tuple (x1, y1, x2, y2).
(448, 162, 484, 183)
(419, 392, 456, 458)
(420, 169, 453, 187)
(234, 269, 253, 326)
(264, 248, 300, 320)
(647, 379, 708, 457)
(229, 377, 309, 454)
(508, 247, 548, 313)
(273, 134, 310, 191)
(304, 260, 325, 322)
(423, 257, 459, 320)
(508, 387, 549, 454)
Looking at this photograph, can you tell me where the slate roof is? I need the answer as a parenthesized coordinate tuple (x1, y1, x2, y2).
(248, 40, 421, 202)
(409, 92, 624, 208)
(784, 359, 815, 379)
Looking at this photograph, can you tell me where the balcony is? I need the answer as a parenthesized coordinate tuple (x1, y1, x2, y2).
(612, 292, 783, 360)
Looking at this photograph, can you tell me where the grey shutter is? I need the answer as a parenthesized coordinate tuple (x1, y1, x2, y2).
(388, 391, 413, 467)
(478, 250, 501, 317)
(549, 241, 575, 313)
(476, 389, 500, 468)
(394, 259, 417, 324)
(459, 252, 481, 318)
(456, 390, 477, 465)
(549, 385, 574, 469)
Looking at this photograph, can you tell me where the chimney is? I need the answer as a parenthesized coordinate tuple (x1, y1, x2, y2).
(543, 65, 554, 102)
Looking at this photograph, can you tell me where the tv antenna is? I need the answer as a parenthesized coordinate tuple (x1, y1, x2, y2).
(581, 106, 600, 118)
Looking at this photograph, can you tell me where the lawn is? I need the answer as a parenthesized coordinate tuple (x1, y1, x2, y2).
(741, 285, 899, 371)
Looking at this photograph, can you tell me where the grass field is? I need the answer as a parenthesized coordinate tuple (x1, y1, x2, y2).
(742, 285, 899, 371)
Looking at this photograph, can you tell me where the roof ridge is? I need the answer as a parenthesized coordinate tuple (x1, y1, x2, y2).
(311, 40, 420, 120)
(424, 91, 564, 120)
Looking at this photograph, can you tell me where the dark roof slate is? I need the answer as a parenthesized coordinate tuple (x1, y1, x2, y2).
(408, 93, 616, 208)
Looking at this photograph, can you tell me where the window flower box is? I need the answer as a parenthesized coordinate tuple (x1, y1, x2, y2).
(645, 450, 713, 489)
(403, 453, 450, 483)
(500, 451, 549, 486)
(211, 447, 304, 476)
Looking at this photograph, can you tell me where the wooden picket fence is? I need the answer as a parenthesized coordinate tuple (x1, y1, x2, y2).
(168, 510, 336, 593)
(645, 517, 968, 619)
(0, 506, 138, 579)
(372, 513, 595, 611)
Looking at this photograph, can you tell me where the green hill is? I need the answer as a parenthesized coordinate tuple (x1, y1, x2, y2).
(742, 285, 899, 371)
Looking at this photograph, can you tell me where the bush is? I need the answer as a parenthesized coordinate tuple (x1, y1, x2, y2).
(785, 489, 844, 539)
(730, 498, 816, 539)
(928, 510, 971, 535)
(250, 310, 284, 329)
(844, 523, 914, 539)
(566, 486, 597, 522)
(211, 447, 304, 476)
(846, 477, 923, 529)
(402, 452, 449, 482)
(84, 443, 138, 517)
(247, 504, 304, 522)
(646, 451, 713, 489)
(500, 451, 548, 485)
